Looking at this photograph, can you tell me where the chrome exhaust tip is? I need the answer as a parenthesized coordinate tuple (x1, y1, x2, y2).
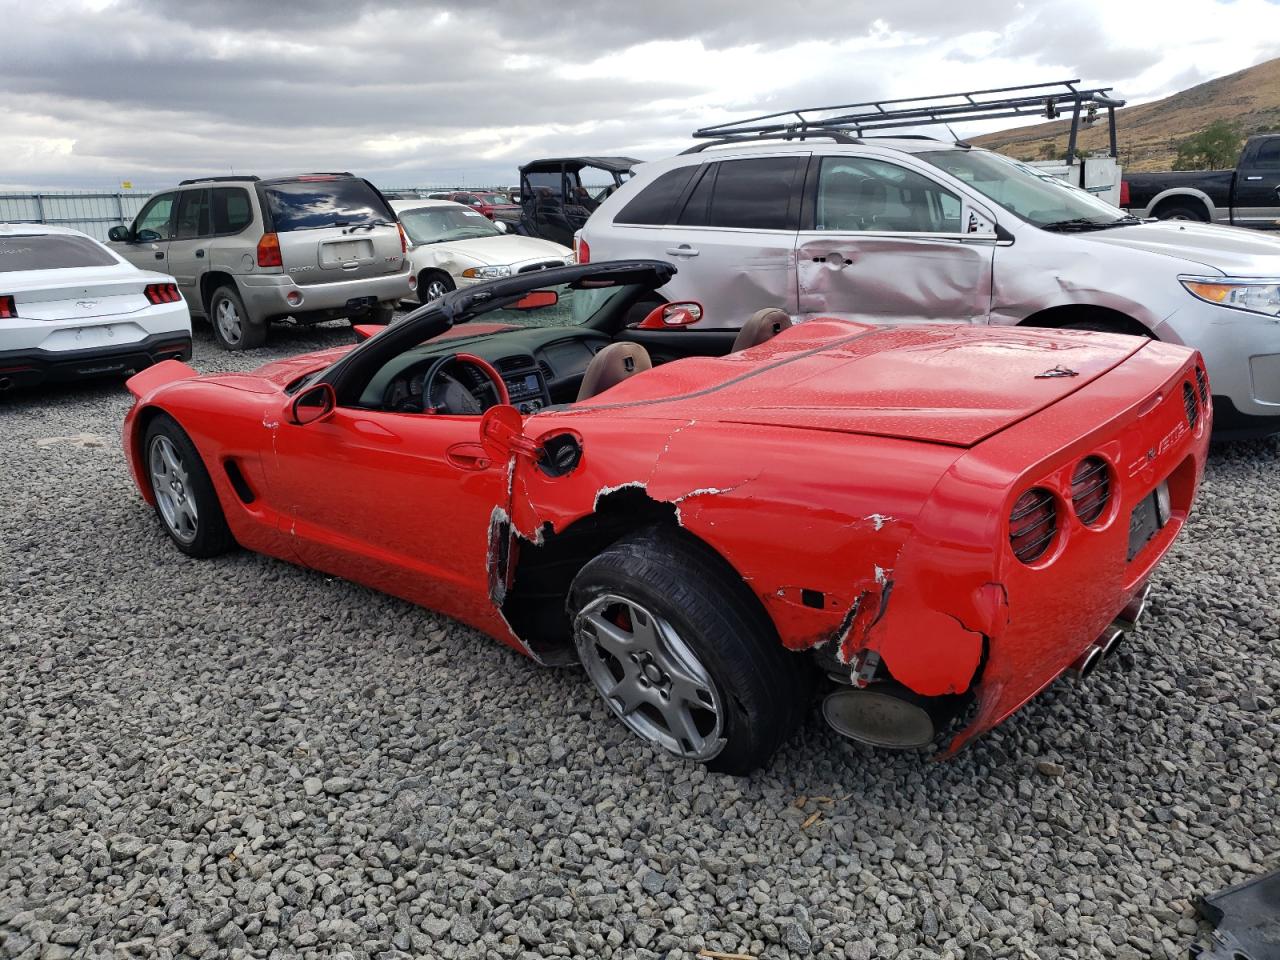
(1069, 645, 1103, 681)
(1116, 582, 1151, 628)
(822, 687, 937, 750)
(1098, 626, 1125, 660)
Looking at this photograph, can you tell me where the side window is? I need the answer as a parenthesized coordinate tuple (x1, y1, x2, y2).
(524, 172, 562, 202)
(1250, 139, 1280, 169)
(815, 157, 963, 233)
(174, 190, 211, 240)
(615, 166, 698, 225)
(700, 157, 805, 230)
(133, 193, 177, 240)
(676, 165, 716, 226)
(211, 188, 253, 234)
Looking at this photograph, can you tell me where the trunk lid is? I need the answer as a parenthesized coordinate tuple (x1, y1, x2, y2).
(4, 268, 154, 320)
(593, 321, 1148, 446)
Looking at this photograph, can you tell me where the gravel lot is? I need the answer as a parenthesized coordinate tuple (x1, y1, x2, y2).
(2, 319, 1278, 960)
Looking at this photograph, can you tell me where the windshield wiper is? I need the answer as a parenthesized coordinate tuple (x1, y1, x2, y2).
(1039, 217, 1122, 232)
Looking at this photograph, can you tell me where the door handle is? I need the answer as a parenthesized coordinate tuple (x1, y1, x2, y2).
(1245, 175, 1262, 181)
(811, 253, 854, 266)
(664, 245, 699, 258)
(195, 249, 205, 258)
(154, 251, 164, 260)
(446, 442, 493, 471)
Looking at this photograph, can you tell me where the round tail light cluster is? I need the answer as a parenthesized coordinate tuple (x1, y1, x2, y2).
(1009, 487, 1057, 564)
(1070, 456, 1111, 525)
(1183, 381, 1199, 429)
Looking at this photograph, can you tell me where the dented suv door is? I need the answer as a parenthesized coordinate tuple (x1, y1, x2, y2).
(797, 152, 995, 324)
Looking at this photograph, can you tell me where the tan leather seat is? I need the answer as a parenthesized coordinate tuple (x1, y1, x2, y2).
(732, 307, 793, 353)
(576, 342, 652, 401)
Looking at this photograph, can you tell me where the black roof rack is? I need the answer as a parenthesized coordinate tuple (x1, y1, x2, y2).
(178, 175, 261, 185)
(692, 80, 1126, 159)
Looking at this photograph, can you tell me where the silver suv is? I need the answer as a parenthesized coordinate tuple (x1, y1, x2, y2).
(579, 139, 1280, 439)
(109, 173, 412, 350)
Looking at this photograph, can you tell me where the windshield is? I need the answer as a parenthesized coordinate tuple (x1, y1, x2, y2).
(918, 149, 1130, 229)
(470, 281, 633, 329)
(475, 193, 511, 205)
(399, 206, 503, 244)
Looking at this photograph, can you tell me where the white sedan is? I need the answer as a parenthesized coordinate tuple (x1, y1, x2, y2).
(390, 199, 572, 304)
(0, 224, 192, 390)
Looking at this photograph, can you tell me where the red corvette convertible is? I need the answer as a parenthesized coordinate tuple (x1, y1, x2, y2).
(123, 261, 1209, 773)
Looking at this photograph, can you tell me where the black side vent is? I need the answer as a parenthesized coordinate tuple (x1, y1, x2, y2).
(1009, 488, 1057, 564)
(1071, 457, 1111, 526)
(537, 360, 553, 379)
(1195, 365, 1208, 407)
(223, 459, 255, 504)
(1183, 381, 1199, 428)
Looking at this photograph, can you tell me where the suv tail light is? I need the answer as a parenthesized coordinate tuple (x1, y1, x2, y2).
(574, 236, 590, 264)
(397, 223, 408, 256)
(1119, 180, 1130, 207)
(1009, 487, 1058, 564)
(257, 232, 283, 268)
(1070, 457, 1111, 525)
(0, 295, 14, 319)
(144, 283, 181, 304)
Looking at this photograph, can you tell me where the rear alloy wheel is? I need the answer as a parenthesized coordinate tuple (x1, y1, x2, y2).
(209, 284, 265, 351)
(420, 271, 455, 303)
(570, 526, 815, 774)
(143, 414, 235, 559)
(1154, 203, 1208, 223)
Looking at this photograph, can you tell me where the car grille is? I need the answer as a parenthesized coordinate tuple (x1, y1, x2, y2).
(1070, 457, 1111, 526)
(517, 260, 565, 274)
(1183, 381, 1199, 429)
(1010, 488, 1057, 564)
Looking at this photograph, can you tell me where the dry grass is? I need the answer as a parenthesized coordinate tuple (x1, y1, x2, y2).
(971, 57, 1280, 171)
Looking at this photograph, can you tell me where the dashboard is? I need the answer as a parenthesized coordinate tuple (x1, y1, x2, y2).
(361, 326, 613, 415)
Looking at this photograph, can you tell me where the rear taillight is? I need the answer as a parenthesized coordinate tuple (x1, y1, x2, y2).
(1070, 457, 1111, 526)
(574, 236, 590, 264)
(257, 232, 283, 268)
(1010, 487, 1058, 564)
(0, 295, 14, 319)
(144, 283, 181, 304)
(1183, 381, 1199, 429)
(397, 223, 408, 256)
(1195, 365, 1209, 407)
(1119, 180, 1130, 207)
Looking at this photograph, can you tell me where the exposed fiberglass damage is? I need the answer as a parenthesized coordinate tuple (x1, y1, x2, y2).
(479, 415, 994, 756)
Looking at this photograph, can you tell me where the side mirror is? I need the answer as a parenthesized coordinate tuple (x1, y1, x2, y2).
(636, 301, 703, 330)
(108, 225, 131, 243)
(494, 220, 509, 234)
(289, 382, 336, 425)
(136, 228, 161, 244)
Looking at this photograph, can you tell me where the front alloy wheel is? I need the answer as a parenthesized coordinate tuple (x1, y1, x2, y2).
(149, 434, 199, 544)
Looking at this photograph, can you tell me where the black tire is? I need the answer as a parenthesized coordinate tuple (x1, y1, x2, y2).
(569, 525, 815, 775)
(209, 284, 266, 351)
(142, 414, 236, 559)
(1152, 202, 1209, 223)
(418, 270, 455, 303)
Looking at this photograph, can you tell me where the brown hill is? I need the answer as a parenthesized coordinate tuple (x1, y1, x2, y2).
(970, 58, 1280, 171)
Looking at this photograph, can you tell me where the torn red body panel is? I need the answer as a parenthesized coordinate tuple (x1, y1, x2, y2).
(121, 269, 1210, 758)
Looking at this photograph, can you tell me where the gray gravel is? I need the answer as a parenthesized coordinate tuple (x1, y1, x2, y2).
(2, 318, 1279, 960)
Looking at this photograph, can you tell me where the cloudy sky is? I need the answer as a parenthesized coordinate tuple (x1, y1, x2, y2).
(2, 0, 1278, 191)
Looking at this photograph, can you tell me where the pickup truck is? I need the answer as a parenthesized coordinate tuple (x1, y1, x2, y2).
(1123, 134, 1280, 230)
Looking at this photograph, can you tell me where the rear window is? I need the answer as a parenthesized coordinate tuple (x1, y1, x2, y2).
(0, 234, 117, 272)
(263, 178, 391, 232)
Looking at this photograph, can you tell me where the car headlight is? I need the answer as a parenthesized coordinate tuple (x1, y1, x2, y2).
(461, 265, 512, 280)
(1181, 277, 1280, 317)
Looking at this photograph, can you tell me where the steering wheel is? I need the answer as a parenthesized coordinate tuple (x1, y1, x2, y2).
(419, 353, 509, 415)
